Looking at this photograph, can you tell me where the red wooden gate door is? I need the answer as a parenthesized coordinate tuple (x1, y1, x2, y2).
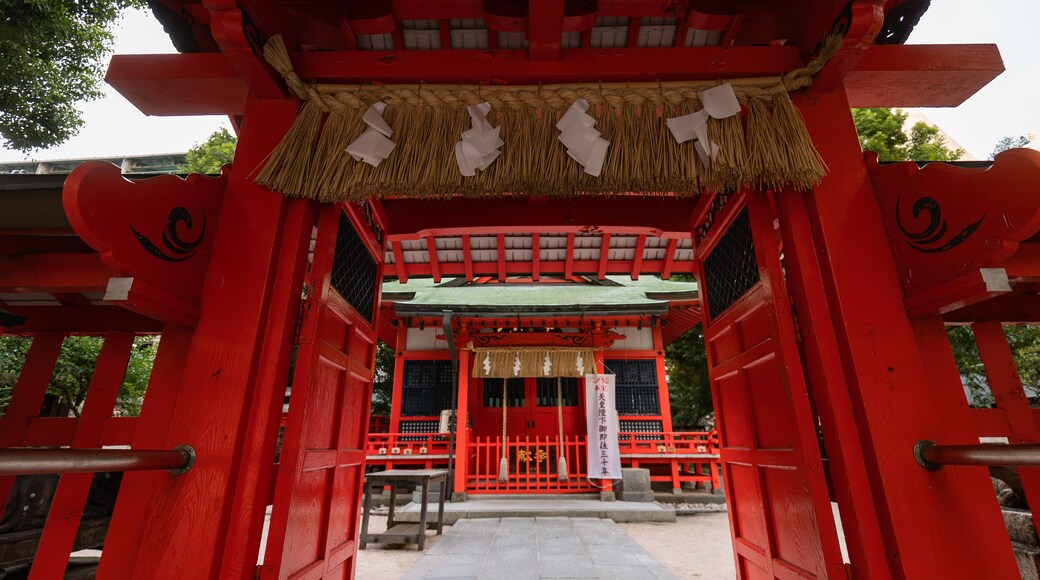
(696, 192, 845, 579)
(261, 206, 382, 579)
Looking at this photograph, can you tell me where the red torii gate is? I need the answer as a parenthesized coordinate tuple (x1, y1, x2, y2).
(2, 0, 1039, 578)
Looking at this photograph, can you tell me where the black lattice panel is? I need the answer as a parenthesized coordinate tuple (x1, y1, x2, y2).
(399, 422, 440, 440)
(401, 360, 454, 417)
(483, 378, 525, 407)
(330, 211, 378, 323)
(403, 360, 454, 387)
(620, 420, 664, 440)
(604, 360, 657, 387)
(604, 360, 660, 415)
(703, 207, 759, 319)
(536, 377, 579, 407)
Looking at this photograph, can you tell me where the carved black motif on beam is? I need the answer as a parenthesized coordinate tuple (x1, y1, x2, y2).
(130, 207, 205, 262)
(896, 195, 985, 253)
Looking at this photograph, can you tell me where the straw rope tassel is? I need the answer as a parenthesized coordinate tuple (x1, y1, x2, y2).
(557, 377, 569, 482)
(255, 34, 843, 201)
(499, 378, 509, 483)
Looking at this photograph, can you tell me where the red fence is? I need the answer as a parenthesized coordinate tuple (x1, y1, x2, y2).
(366, 430, 721, 494)
(467, 435, 594, 493)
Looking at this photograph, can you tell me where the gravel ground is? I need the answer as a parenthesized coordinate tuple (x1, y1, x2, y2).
(355, 509, 737, 579)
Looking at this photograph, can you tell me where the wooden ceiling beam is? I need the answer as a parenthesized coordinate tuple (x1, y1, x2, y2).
(107, 44, 1001, 115)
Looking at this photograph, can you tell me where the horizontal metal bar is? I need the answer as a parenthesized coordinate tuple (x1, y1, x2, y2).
(0, 445, 196, 476)
(914, 440, 1040, 471)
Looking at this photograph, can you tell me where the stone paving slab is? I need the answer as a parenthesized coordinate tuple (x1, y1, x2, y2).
(401, 517, 677, 580)
(396, 498, 675, 524)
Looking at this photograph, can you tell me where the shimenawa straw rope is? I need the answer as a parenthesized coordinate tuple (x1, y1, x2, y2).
(256, 34, 841, 201)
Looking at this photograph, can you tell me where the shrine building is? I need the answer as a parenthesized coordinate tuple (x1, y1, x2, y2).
(368, 274, 717, 495)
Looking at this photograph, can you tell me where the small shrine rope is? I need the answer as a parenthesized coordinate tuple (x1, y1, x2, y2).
(470, 347, 596, 378)
(255, 34, 842, 201)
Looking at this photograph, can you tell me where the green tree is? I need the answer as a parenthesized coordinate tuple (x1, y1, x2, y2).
(666, 324, 713, 428)
(0, 335, 156, 416)
(852, 108, 963, 162)
(0, 0, 142, 151)
(371, 340, 395, 417)
(182, 128, 237, 174)
(991, 134, 1033, 159)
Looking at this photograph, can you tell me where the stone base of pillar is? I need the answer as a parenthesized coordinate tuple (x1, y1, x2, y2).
(1005, 509, 1040, 580)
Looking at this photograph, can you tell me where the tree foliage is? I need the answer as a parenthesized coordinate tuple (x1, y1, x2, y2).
(183, 127, 237, 174)
(851, 108, 963, 162)
(666, 324, 713, 428)
(371, 340, 395, 417)
(0, 335, 156, 416)
(991, 134, 1033, 160)
(0, 0, 141, 151)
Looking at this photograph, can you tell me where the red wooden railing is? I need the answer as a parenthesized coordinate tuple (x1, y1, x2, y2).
(617, 431, 721, 491)
(467, 435, 594, 493)
(365, 432, 453, 458)
(364, 430, 722, 494)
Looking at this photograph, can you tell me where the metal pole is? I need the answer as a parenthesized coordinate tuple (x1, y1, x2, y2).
(0, 445, 196, 476)
(914, 440, 1040, 471)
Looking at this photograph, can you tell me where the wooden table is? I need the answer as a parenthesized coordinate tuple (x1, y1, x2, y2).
(359, 469, 448, 551)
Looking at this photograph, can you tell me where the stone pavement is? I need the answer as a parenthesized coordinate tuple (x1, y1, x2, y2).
(395, 497, 675, 524)
(401, 517, 677, 579)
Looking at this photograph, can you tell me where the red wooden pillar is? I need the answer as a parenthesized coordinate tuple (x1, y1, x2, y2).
(653, 326, 675, 433)
(793, 86, 1019, 578)
(453, 343, 471, 497)
(389, 324, 407, 434)
(653, 326, 682, 493)
(100, 97, 305, 580)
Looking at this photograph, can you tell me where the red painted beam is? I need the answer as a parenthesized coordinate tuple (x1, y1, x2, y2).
(1, 305, 163, 334)
(381, 196, 698, 237)
(598, 233, 611, 281)
(564, 233, 575, 279)
(497, 233, 506, 281)
(382, 258, 695, 278)
(291, 46, 804, 83)
(629, 234, 647, 280)
(425, 236, 441, 282)
(391, 241, 408, 283)
(107, 44, 1003, 115)
(106, 54, 250, 116)
(661, 238, 679, 280)
(528, 0, 565, 60)
(531, 233, 541, 281)
(843, 44, 1004, 108)
(0, 254, 114, 293)
(462, 234, 474, 280)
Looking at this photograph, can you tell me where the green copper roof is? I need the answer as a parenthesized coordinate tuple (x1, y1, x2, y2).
(385, 276, 698, 316)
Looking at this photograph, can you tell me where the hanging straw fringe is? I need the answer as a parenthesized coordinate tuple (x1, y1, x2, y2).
(471, 348, 596, 378)
(256, 34, 842, 200)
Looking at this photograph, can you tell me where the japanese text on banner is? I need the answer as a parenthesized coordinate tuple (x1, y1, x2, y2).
(585, 374, 621, 479)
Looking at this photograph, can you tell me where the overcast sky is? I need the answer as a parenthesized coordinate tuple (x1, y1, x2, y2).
(1, 0, 1037, 163)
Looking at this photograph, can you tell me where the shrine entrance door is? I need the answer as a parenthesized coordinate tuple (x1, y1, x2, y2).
(261, 205, 382, 579)
(474, 377, 583, 439)
(695, 192, 846, 579)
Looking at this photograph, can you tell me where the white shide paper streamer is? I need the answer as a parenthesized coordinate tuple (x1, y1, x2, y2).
(345, 101, 395, 167)
(456, 102, 504, 176)
(557, 99, 610, 177)
(665, 84, 740, 167)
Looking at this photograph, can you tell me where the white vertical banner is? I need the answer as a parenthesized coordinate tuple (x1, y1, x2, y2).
(585, 374, 622, 479)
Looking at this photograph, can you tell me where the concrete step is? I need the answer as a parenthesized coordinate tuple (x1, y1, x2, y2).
(394, 497, 676, 524)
